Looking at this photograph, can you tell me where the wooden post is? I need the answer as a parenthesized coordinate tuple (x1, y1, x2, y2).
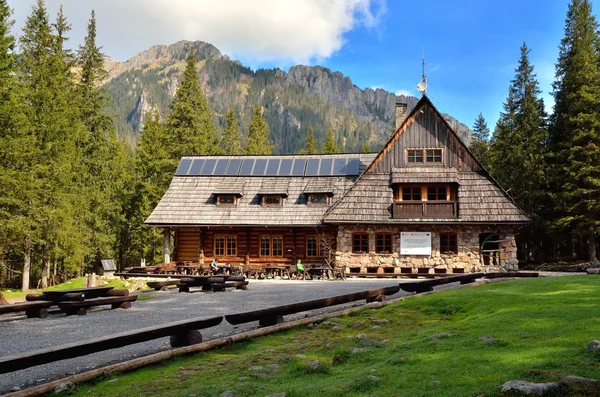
(163, 228, 171, 264)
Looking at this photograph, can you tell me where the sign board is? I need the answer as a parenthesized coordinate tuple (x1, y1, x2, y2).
(400, 232, 431, 255)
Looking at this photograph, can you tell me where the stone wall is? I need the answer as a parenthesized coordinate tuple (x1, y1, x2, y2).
(335, 224, 519, 274)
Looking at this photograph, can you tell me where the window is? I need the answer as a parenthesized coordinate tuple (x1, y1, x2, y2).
(440, 233, 458, 254)
(308, 194, 328, 206)
(263, 196, 282, 206)
(217, 195, 236, 206)
(215, 235, 237, 256)
(352, 233, 369, 253)
(375, 233, 393, 253)
(427, 186, 447, 201)
(260, 235, 271, 256)
(426, 149, 442, 163)
(407, 149, 423, 163)
(307, 235, 319, 257)
(272, 236, 283, 257)
(402, 186, 422, 201)
(260, 235, 283, 257)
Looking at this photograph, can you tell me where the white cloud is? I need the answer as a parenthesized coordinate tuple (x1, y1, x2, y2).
(9, 0, 387, 64)
(395, 89, 413, 97)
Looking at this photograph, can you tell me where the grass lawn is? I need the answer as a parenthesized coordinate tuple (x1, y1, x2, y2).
(65, 276, 600, 396)
(2, 277, 140, 302)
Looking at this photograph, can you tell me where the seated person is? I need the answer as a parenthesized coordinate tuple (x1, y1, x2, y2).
(210, 258, 219, 274)
(296, 259, 305, 279)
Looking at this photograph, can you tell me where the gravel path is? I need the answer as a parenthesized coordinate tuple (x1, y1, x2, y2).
(0, 278, 411, 393)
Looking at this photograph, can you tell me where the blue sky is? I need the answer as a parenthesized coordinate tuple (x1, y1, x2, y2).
(8, 0, 581, 130)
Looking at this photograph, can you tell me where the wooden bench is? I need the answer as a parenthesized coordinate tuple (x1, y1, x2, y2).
(399, 273, 484, 293)
(0, 301, 55, 318)
(0, 315, 223, 374)
(210, 281, 249, 291)
(147, 280, 181, 291)
(484, 272, 539, 279)
(58, 295, 138, 316)
(225, 285, 400, 327)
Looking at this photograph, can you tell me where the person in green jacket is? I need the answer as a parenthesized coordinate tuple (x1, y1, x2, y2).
(296, 259, 305, 279)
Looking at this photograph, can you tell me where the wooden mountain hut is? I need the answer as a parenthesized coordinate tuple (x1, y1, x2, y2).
(146, 95, 529, 275)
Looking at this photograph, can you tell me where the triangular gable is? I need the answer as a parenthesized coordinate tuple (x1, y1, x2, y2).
(324, 95, 529, 224)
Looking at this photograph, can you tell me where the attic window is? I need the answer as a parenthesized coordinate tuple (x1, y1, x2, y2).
(407, 150, 423, 163)
(308, 194, 329, 206)
(263, 195, 283, 207)
(426, 149, 442, 163)
(217, 195, 237, 206)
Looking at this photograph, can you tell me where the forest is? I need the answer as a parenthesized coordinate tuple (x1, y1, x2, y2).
(0, 0, 599, 292)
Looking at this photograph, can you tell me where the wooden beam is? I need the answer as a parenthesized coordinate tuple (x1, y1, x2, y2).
(0, 316, 223, 374)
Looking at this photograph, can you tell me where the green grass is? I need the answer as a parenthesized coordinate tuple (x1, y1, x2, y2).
(61, 276, 600, 396)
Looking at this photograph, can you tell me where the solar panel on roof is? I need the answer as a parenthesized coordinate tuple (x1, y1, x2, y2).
(253, 159, 267, 175)
(291, 159, 306, 176)
(188, 159, 205, 175)
(346, 158, 360, 175)
(306, 159, 320, 176)
(265, 159, 280, 176)
(213, 159, 229, 175)
(332, 158, 347, 176)
(176, 159, 193, 175)
(319, 158, 333, 175)
(279, 159, 293, 176)
(226, 159, 242, 175)
(201, 159, 217, 175)
(239, 159, 255, 175)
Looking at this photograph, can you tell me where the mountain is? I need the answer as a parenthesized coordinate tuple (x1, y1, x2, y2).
(104, 40, 473, 153)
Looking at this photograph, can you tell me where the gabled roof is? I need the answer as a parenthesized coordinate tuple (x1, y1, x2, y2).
(324, 95, 529, 224)
(145, 153, 376, 227)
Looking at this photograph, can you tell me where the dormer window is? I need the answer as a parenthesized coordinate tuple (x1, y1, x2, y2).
(308, 194, 329, 206)
(263, 195, 283, 206)
(216, 195, 237, 206)
(426, 149, 442, 163)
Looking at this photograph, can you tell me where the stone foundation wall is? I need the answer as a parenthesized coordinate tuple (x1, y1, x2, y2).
(335, 224, 519, 274)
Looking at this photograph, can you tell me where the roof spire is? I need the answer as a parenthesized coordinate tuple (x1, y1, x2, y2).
(417, 56, 427, 96)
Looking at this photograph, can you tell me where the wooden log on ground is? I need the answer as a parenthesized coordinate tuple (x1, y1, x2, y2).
(105, 289, 129, 297)
(0, 315, 223, 374)
(483, 272, 539, 279)
(225, 285, 400, 326)
(210, 281, 249, 292)
(399, 273, 484, 293)
(147, 280, 180, 291)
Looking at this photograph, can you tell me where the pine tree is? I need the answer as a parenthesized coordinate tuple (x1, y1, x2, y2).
(299, 128, 318, 154)
(126, 111, 174, 265)
(219, 104, 243, 155)
(550, 0, 600, 261)
(19, 0, 84, 289)
(488, 43, 548, 261)
(166, 46, 218, 160)
(470, 113, 490, 166)
(361, 142, 371, 153)
(245, 105, 273, 155)
(76, 10, 128, 268)
(322, 127, 338, 154)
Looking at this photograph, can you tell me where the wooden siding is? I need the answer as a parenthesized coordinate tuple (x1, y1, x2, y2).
(371, 102, 482, 173)
(173, 226, 336, 266)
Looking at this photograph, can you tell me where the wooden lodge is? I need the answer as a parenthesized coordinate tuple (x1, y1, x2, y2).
(146, 96, 529, 275)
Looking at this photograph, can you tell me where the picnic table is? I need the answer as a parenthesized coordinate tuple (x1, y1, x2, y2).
(263, 265, 290, 279)
(308, 263, 334, 279)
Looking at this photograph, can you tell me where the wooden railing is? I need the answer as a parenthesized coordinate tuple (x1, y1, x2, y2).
(392, 201, 457, 219)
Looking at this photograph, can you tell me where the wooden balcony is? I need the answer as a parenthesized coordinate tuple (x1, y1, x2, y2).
(393, 201, 457, 219)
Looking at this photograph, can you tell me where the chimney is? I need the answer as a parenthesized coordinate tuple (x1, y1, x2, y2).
(395, 102, 408, 131)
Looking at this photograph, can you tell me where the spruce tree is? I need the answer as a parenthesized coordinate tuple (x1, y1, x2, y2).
(300, 128, 318, 154)
(488, 43, 548, 261)
(361, 142, 371, 153)
(245, 105, 273, 155)
(550, 0, 600, 261)
(322, 127, 338, 154)
(219, 104, 243, 155)
(127, 111, 173, 265)
(470, 113, 490, 166)
(76, 10, 128, 267)
(166, 46, 218, 160)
